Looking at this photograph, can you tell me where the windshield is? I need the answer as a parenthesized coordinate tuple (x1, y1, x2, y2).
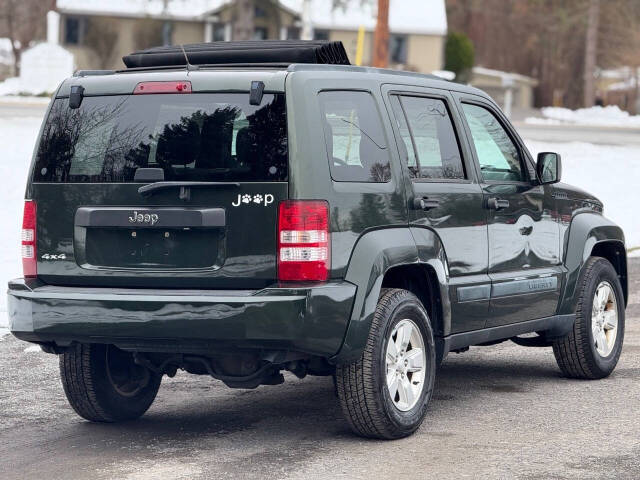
(33, 93, 288, 183)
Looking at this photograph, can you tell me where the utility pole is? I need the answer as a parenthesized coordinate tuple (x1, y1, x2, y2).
(583, 0, 600, 107)
(301, 0, 313, 40)
(373, 0, 389, 68)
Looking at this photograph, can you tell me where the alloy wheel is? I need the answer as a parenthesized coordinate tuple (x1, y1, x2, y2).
(591, 281, 619, 357)
(385, 319, 426, 411)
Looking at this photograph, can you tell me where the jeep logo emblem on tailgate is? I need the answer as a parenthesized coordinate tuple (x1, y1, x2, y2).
(128, 211, 159, 226)
(232, 194, 275, 207)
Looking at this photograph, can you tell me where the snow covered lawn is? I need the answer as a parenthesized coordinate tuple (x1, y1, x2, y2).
(0, 114, 41, 330)
(0, 105, 638, 331)
(526, 105, 640, 129)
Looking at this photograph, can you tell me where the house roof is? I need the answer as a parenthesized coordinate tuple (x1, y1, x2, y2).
(281, 0, 447, 36)
(472, 66, 539, 87)
(56, 0, 224, 20)
(56, 0, 447, 36)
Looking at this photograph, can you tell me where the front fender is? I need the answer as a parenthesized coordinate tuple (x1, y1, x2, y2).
(330, 227, 450, 364)
(559, 212, 626, 315)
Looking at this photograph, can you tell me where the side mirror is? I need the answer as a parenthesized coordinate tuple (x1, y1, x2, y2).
(536, 152, 561, 184)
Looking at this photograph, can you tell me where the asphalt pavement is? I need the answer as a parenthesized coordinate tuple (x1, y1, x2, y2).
(0, 258, 638, 480)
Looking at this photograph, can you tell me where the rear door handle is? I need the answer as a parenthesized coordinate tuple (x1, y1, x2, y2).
(413, 197, 440, 211)
(487, 197, 510, 210)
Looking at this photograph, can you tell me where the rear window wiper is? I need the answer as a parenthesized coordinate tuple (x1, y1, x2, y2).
(138, 181, 240, 198)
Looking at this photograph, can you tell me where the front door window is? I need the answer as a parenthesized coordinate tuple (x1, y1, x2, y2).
(462, 103, 525, 182)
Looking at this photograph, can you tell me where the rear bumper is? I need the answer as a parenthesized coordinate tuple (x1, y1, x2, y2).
(7, 278, 356, 358)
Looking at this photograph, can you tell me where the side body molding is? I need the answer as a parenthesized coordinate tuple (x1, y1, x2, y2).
(559, 212, 627, 315)
(331, 227, 451, 364)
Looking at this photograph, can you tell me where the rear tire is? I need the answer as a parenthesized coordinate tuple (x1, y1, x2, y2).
(60, 343, 162, 422)
(553, 257, 625, 379)
(335, 288, 436, 439)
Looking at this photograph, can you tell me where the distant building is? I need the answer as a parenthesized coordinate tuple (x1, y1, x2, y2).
(471, 66, 539, 112)
(55, 0, 447, 73)
(599, 67, 640, 115)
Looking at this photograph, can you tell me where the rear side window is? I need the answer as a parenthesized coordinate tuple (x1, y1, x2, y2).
(319, 91, 390, 182)
(33, 93, 288, 182)
(461, 103, 525, 182)
(391, 95, 465, 180)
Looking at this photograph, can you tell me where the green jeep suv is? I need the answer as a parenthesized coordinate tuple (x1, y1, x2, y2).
(8, 42, 627, 439)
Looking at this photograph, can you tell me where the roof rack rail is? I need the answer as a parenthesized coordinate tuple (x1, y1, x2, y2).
(122, 40, 350, 69)
(115, 62, 293, 74)
(73, 70, 116, 77)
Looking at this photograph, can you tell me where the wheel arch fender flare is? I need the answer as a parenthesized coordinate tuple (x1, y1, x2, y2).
(560, 212, 627, 315)
(330, 227, 451, 364)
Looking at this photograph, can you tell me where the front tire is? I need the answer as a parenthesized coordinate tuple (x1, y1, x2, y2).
(335, 288, 436, 439)
(60, 343, 162, 422)
(553, 257, 625, 379)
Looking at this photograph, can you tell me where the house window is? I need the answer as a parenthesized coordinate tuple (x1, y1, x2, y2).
(390, 35, 408, 64)
(314, 29, 330, 41)
(253, 27, 268, 40)
(64, 16, 87, 45)
(212, 23, 226, 42)
(255, 6, 267, 18)
(285, 27, 300, 40)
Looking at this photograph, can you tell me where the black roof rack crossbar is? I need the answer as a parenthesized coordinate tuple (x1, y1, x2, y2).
(122, 40, 350, 69)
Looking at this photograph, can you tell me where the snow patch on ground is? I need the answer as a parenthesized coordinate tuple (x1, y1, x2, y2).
(525, 105, 640, 129)
(0, 77, 47, 96)
(525, 140, 640, 249)
(23, 345, 41, 353)
(0, 327, 9, 338)
(0, 43, 73, 96)
(0, 95, 51, 105)
(0, 115, 41, 327)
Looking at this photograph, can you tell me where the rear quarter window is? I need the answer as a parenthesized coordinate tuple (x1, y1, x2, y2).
(33, 93, 288, 183)
(319, 90, 391, 182)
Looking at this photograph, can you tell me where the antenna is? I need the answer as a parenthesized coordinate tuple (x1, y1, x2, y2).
(179, 44, 197, 72)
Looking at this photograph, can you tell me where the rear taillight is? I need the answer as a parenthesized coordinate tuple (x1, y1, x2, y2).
(278, 200, 330, 282)
(21, 200, 37, 278)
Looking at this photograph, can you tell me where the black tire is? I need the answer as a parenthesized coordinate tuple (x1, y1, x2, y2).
(553, 257, 625, 379)
(335, 288, 436, 439)
(60, 343, 162, 422)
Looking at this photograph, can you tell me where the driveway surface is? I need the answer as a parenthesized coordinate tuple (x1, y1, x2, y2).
(515, 122, 640, 147)
(0, 259, 638, 480)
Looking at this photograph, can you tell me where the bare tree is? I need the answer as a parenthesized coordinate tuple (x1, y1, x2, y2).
(85, 19, 119, 69)
(447, 0, 591, 108)
(583, 0, 600, 107)
(133, 18, 164, 51)
(0, 0, 52, 76)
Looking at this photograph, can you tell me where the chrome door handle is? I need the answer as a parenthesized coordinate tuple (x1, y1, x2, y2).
(413, 197, 440, 211)
(487, 197, 510, 210)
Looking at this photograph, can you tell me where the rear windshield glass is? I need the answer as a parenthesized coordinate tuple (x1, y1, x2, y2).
(33, 93, 288, 182)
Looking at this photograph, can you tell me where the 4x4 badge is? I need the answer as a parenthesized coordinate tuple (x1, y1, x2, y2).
(128, 211, 159, 226)
(232, 194, 274, 207)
